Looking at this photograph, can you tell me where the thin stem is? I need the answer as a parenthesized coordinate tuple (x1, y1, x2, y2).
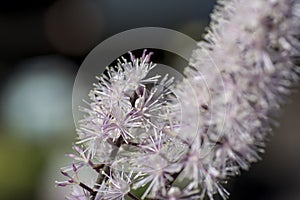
(89, 136, 124, 200)
(89, 93, 139, 200)
(79, 182, 96, 196)
(92, 163, 105, 173)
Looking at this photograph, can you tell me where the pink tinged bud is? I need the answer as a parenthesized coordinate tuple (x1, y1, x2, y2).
(129, 51, 135, 62)
(73, 145, 83, 154)
(72, 163, 78, 172)
(60, 170, 69, 177)
(65, 153, 76, 159)
(145, 52, 154, 63)
(68, 179, 75, 184)
(141, 49, 154, 63)
(56, 182, 68, 187)
(141, 49, 148, 60)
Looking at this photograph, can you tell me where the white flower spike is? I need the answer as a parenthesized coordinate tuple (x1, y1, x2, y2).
(58, 0, 300, 199)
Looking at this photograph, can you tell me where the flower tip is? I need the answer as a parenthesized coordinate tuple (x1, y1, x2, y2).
(55, 181, 68, 187)
(128, 51, 136, 62)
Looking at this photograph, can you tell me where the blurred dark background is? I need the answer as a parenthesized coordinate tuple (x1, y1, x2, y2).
(0, 0, 299, 200)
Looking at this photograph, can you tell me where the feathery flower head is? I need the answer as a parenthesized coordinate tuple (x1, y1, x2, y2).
(58, 0, 300, 199)
(183, 0, 300, 198)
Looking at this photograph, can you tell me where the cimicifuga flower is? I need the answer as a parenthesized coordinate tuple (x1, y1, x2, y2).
(57, 0, 300, 199)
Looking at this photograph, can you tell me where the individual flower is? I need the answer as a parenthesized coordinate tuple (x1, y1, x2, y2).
(130, 130, 182, 199)
(132, 152, 182, 199)
(96, 166, 135, 200)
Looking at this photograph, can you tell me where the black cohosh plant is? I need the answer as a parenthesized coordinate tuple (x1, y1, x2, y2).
(57, 0, 300, 199)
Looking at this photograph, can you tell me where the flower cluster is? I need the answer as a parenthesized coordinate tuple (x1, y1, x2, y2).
(57, 0, 300, 199)
(178, 0, 300, 198)
(57, 50, 184, 200)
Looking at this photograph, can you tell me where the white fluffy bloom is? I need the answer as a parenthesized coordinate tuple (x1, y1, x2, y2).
(58, 1, 300, 200)
(179, 0, 300, 198)
(96, 167, 134, 200)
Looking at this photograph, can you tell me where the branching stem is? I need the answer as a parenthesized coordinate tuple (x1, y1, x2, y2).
(89, 136, 123, 200)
